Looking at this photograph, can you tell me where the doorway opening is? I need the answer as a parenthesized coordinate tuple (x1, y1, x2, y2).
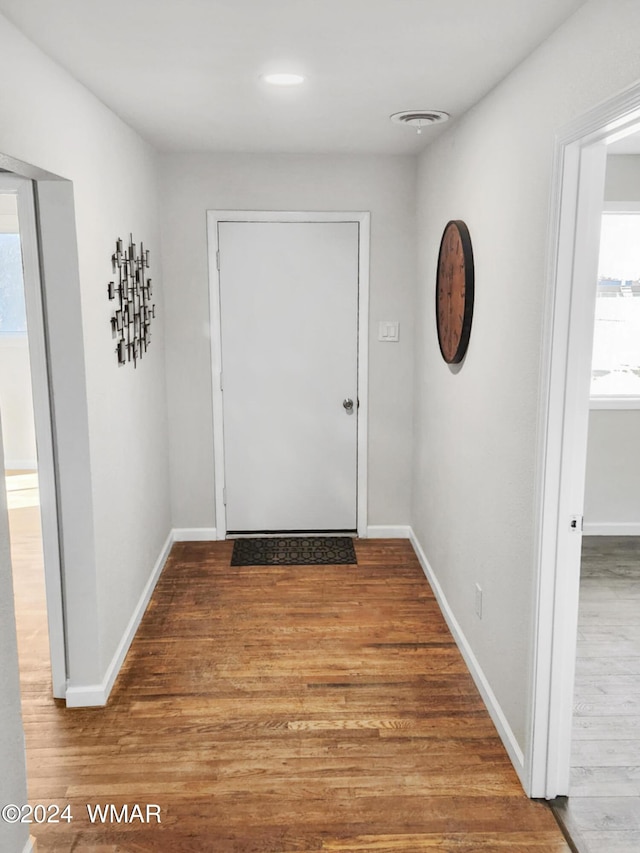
(0, 173, 66, 700)
(552, 137, 640, 852)
(1, 152, 101, 710)
(530, 80, 640, 816)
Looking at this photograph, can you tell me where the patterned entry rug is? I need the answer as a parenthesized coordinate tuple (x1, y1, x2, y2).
(231, 536, 357, 566)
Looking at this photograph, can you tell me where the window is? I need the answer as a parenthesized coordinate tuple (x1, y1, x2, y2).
(590, 209, 640, 403)
(0, 233, 27, 334)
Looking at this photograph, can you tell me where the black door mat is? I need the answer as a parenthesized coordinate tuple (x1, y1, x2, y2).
(231, 536, 357, 566)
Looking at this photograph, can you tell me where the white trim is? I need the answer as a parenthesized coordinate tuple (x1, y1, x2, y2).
(409, 527, 526, 784)
(583, 522, 640, 535)
(172, 527, 218, 542)
(64, 683, 106, 708)
(207, 210, 370, 539)
(34, 179, 101, 689)
(532, 79, 640, 799)
(65, 532, 173, 708)
(0, 174, 67, 699)
(366, 525, 412, 539)
(603, 201, 640, 212)
(22, 837, 37, 853)
(4, 458, 37, 470)
(17, 176, 67, 698)
(590, 397, 640, 409)
(0, 332, 28, 344)
(356, 217, 370, 539)
(208, 217, 227, 540)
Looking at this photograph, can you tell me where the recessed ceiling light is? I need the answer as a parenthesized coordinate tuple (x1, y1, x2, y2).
(262, 72, 305, 87)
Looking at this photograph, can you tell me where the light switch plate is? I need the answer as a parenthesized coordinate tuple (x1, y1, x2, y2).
(378, 321, 400, 342)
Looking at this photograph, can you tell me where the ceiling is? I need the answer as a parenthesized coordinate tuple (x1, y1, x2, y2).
(0, 0, 586, 155)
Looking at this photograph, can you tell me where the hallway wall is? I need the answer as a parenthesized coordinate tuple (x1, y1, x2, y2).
(412, 0, 640, 770)
(159, 153, 417, 531)
(0, 12, 171, 691)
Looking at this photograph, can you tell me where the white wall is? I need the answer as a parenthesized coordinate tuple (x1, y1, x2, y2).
(583, 154, 640, 532)
(584, 410, 640, 530)
(159, 153, 416, 531)
(0, 337, 36, 469)
(0, 417, 29, 853)
(0, 12, 172, 695)
(604, 153, 640, 201)
(412, 0, 640, 765)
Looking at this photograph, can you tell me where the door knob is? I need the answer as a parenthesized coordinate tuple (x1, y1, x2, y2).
(343, 398, 354, 411)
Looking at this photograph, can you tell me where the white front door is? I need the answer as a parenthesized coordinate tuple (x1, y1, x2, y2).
(218, 220, 359, 532)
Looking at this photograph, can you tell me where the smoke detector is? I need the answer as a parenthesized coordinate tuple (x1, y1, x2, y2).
(390, 110, 450, 134)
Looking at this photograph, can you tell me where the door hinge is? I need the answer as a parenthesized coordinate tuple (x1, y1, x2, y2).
(219, 372, 223, 390)
(570, 514, 583, 532)
(216, 250, 220, 271)
(222, 487, 227, 506)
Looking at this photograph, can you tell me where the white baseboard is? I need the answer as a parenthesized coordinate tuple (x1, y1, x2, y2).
(65, 531, 174, 708)
(408, 527, 527, 788)
(64, 682, 106, 708)
(172, 527, 219, 541)
(583, 522, 640, 535)
(366, 525, 412, 539)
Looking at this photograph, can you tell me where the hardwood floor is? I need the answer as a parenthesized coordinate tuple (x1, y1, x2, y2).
(562, 536, 640, 853)
(8, 492, 570, 851)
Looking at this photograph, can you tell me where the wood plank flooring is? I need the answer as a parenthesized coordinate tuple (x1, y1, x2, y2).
(564, 536, 640, 853)
(9, 494, 570, 851)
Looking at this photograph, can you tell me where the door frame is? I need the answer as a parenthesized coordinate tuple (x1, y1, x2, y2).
(0, 174, 67, 697)
(529, 80, 640, 798)
(207, 210, 370, 539)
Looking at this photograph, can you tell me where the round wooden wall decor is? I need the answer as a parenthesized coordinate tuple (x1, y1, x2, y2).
(436, 219, 475, 364)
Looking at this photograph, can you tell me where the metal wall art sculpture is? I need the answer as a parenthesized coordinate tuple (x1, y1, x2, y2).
(108, 235, 156, 367)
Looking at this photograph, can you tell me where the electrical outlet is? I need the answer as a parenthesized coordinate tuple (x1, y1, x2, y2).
(475, 583, 483, 619)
